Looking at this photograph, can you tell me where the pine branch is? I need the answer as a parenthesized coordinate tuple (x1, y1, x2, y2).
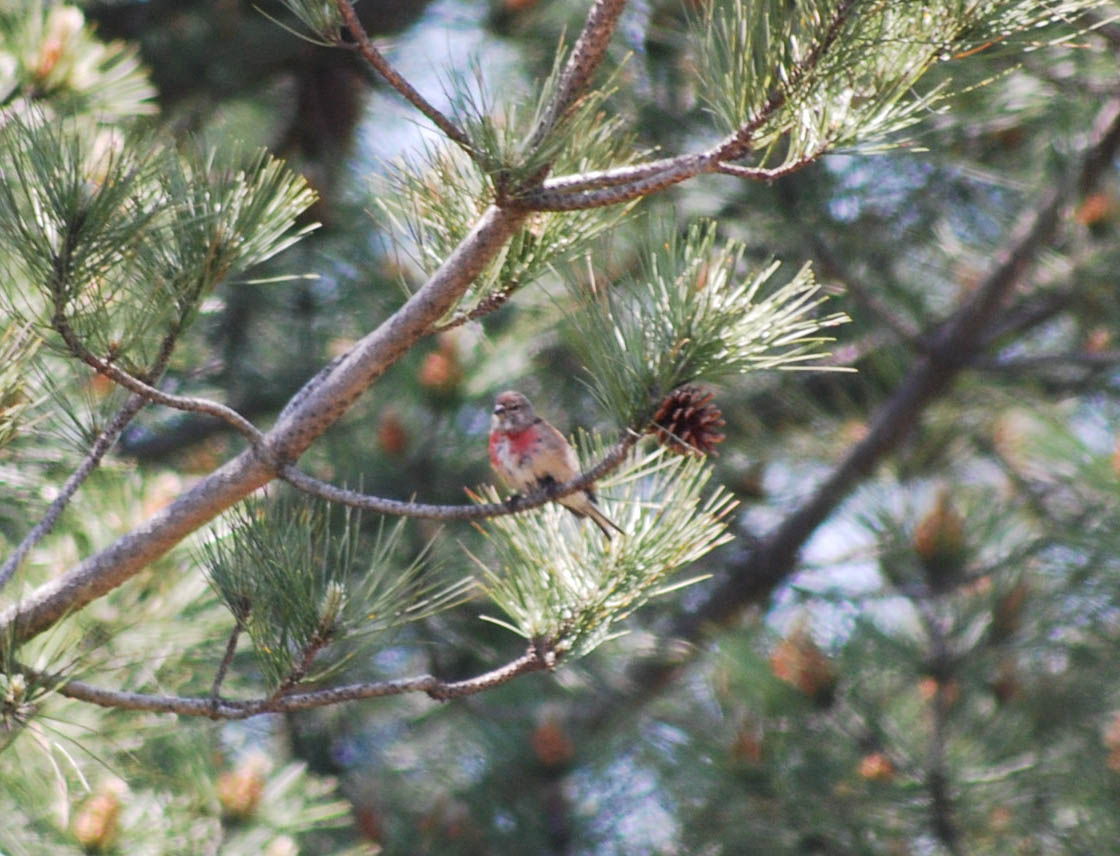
(0, 395, 146, 591)
(534, 157, 682, 195)
(270, 628, 333, 700)
(0, 205, 527, 648)
(526, 0, 630, 152)
(50, 315, 267, 448)
(514, 0, 860, 211)
(977, 292, 1072, 351)
(209, 618, 244, 715)
(712, 157, 823, 181)
(429, 282, 522, 332)
(517, 153, 709, 211)
(39, 641, 554, 719)
(590, 93, 1120, 722)
(332, 0, 472, 154)
(0, 326, 182, 591)
(514, 125, 832, 212)
(279, 433, 639, 520)
(711, 0, 859, 163)
(917, 603, 963, 856)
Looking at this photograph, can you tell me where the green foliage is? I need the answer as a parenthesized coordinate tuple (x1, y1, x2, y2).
(378, 134, 635, 324)
(377, 48, 641, 324)
(0, 114, 317, 373)
(146, 142, 320, 324)
(268, 0, 345, 45)
(476, 440, 735, 658)
(0, 114, 163, 316)
(693, 0, 1106, 161)
(0, 2, 156, 118)
(0, 669, 38, 753)
(448, 45, 639, 187)
(3, 0, 1119, 852)
(201, 496, 471, 688)
(0, 731, 355, 855)
(565, 219, 849, 428)
(0, 324, 41, 450)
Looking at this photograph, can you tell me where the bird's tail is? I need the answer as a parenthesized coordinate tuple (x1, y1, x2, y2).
(586, 503, 625, 541)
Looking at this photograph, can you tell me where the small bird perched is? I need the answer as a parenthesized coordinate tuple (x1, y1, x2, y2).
(489, 390, 624, 540)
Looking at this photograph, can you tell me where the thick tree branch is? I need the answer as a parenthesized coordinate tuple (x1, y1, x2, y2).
(46, 641, 554, 719)
(519, 153, 710, 211)
(536, 157, 685, 195)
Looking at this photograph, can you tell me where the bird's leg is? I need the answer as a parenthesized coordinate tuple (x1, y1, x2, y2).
(537, 475, 560, 499)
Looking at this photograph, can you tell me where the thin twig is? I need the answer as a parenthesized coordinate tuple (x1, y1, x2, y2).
(0, 394, 145, 590)
(333, 0, 472, 153)
(270, 629, 332, 700)
(429, 283, 522, 332)
(533, 145, 821, 199)
(712, 156, 823, 182)
(51, 318, 266, 449)
(975, 295, 1070, 358)
(209, 619, 244, 715)
(280, 432, 640, 519)
(45, 642, 554, 720)
(0, 326, 183, 591)
(917, 604, 964, 856)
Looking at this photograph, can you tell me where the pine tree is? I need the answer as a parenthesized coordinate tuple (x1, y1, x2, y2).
(2, 1, 1119, 853)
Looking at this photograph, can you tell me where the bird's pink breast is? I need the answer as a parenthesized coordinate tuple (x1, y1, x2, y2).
(490, 427, 535, 469)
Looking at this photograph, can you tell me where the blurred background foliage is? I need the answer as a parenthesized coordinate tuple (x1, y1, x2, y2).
(2, 0, 1120, 853)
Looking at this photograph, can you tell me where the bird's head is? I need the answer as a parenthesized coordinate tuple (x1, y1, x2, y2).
(492, 390, 536, 433)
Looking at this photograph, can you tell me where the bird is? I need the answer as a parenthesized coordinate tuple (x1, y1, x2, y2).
(488, 390, 624, 540)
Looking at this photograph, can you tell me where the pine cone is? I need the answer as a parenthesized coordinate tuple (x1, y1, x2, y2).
(649, 386, 726, 456)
